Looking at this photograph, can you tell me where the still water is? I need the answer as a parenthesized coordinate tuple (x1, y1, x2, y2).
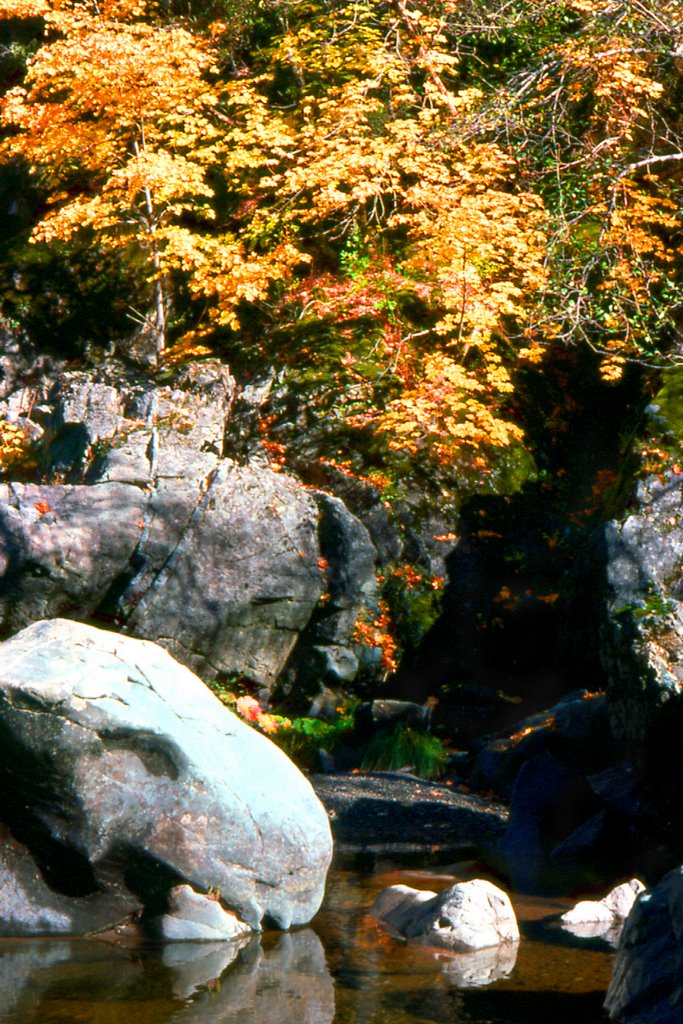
(0, 859, 614, 1024)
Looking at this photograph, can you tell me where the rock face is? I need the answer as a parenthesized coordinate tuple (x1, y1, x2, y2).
(370, 880, 519, 951)
(600, 409, 683, 845)
(602, 468, 683, 753)
(604, 867, 683, 1023)
(276, 491, 381, 700)
(0, 356, 394, 696)
(0, 619, 333, 936)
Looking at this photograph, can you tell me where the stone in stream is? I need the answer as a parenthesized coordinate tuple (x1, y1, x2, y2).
(604, 866, 683, 1024)
(560, 878, 645, 946)
(153, 885, 253, 942)
(0, 618, 333, 937)
(370, 879, 520, 951)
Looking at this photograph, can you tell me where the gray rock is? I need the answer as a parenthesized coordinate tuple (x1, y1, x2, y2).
(155, 885, 253, 942)
(51, 372, 122, 446)
(314, 492, 378, 610)
(0, 459, 324, 687)
(602, 473, 683, 752)
(562, 879, 645, 927)
(561, 879, 645, 947)
(370, 879, 519, 951)
(354, 700, 432, 739)
(124, 460, 323, 686)
(0, 619, 333, 935)
(605, 866, 683, 1023)
(278, 491, 381, 696)
(0, 823, 141, 937)
(0, 480, 148, 633)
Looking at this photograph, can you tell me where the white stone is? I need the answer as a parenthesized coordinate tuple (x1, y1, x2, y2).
(156, 886, 253, 942)
(370, 879, 519, 952)
(561, 878, 645, 926)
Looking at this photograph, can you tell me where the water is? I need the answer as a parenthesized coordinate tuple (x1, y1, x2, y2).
(0, 859, 614, 1024)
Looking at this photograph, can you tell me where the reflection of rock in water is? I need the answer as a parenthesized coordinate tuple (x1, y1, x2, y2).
(0, 941, 75, 1019)
(162, 938, 251, 998)
(436, 940, 519, 988)
(0, 929, 334, 1024)
(559, 919, 622, 948)
(178, 929, 335, 1024)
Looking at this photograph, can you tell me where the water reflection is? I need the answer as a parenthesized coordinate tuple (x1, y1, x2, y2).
(0, 929, 334, 1024)
(172, 931, 335, 1024)
(0, 865, 617, 1024)
(558, 919, 622, 948)
(435, 942, 519, 987)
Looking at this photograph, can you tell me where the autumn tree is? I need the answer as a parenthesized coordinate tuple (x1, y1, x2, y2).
(1, 0, 682, 501)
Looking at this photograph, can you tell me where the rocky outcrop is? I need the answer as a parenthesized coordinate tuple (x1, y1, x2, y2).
(0, 619, 333, 936)
(0, 358, 390, 691)
(275, 491, 381, 700)
(602, 467, 683, 754)
(0, 463, 323, 686)
(599, 384, 683, 848)
(370, 879, 519, 951)
(604, 866, 683, 1023)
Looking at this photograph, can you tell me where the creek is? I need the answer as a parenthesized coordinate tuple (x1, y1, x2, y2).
(0, 856, 615, 1024)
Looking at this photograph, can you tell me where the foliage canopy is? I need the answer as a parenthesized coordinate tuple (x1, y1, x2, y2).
(1, 0, 681, 500)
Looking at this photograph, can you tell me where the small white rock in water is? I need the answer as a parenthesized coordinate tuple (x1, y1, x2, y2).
(370, 879, 519, 952)
(561, 878, 645, 928)
(156, 885, 253, 942)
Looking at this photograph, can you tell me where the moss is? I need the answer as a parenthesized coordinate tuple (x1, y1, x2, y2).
(651, 368, 683, 442)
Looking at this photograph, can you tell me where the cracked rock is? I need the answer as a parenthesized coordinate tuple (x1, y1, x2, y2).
(0, 619, 333, 936)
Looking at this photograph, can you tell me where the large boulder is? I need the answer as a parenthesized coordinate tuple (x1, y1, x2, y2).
(604, 866, 683, 1023)
(370, 879, 519, 951)
(0, 460, 324, 687)
(0, 357, 399, 693)
(0, 619, 333, 936)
